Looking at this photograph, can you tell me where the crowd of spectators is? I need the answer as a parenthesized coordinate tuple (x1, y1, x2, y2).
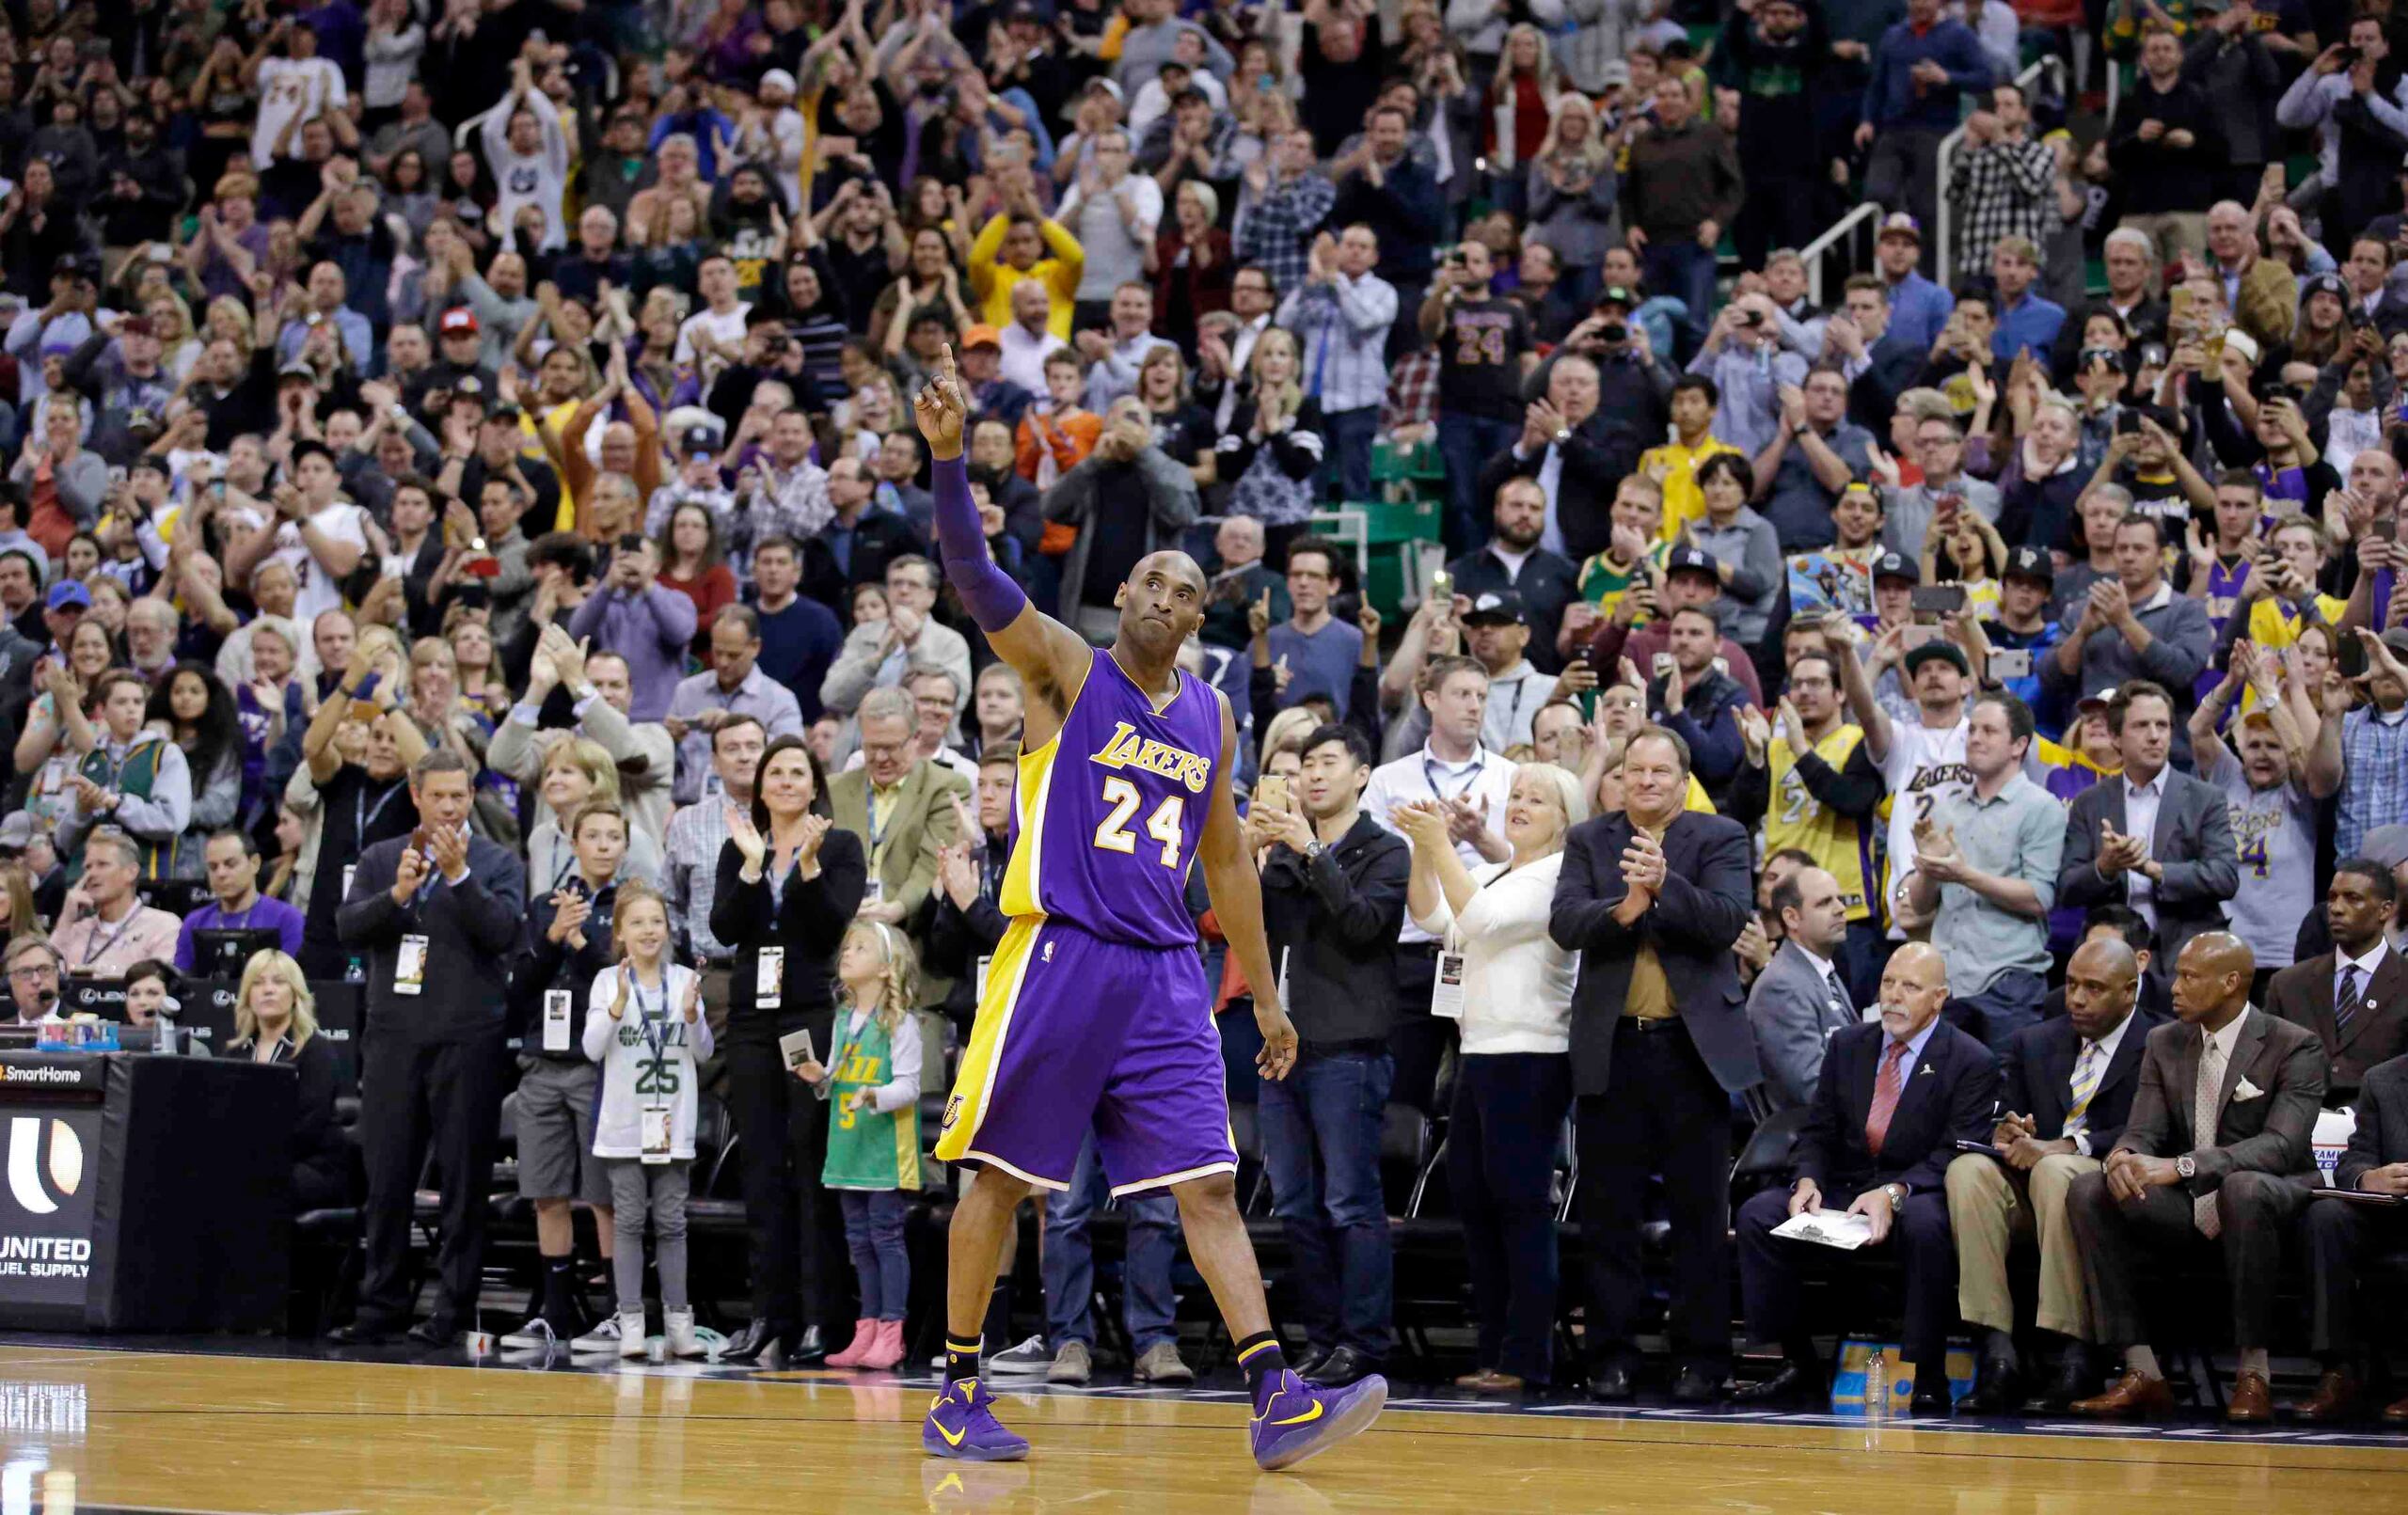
(6, 0, 2408, 1422)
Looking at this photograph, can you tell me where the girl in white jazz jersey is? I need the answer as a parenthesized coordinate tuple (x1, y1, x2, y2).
(584, 881, 712, 1357)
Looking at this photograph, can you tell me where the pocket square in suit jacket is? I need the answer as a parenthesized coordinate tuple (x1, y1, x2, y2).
(2233, 1078, 2265, 1102)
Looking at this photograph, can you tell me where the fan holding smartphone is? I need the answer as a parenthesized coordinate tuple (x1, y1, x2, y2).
(563, 529, 698, 723)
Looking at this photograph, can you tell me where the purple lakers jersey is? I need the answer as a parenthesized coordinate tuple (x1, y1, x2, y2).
(999, 648, 1224, 948)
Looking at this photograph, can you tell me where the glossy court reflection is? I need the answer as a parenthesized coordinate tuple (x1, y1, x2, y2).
(0, 1345, 2403, 1514)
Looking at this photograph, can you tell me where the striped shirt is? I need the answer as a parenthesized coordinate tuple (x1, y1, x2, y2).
(664, 799, 737, 965)
(1276, 272, 1399, 416)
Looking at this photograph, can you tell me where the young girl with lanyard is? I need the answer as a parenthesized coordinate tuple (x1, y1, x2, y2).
(792, 920, 924, 1371)
(582, 880, 713, 1359)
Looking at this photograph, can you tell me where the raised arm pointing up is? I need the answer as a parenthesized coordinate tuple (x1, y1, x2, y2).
(916, 342, 1094, 749)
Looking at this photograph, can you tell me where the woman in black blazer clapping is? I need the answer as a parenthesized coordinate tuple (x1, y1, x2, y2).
(709, 735, 866, 1364)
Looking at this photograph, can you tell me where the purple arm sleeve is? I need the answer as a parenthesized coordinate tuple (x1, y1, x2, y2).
(933, 453, 1029, 633)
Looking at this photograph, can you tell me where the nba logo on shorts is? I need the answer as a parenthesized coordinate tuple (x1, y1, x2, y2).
(7, 1116, 84, 1217)
(1042, 941, 1055, 964)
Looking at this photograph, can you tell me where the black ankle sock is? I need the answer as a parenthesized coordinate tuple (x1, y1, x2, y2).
(1237, 1333, 1288, 1400)
(946, 1336, 983, 1385)
(541, 1257, 576, 1322)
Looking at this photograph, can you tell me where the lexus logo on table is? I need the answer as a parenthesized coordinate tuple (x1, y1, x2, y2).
(6, 1116, 83, 1217)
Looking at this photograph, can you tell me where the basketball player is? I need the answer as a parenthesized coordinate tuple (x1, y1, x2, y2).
(913, 346, 1388, 1471)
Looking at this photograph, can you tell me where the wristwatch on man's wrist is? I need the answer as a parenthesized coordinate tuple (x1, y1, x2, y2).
(2176, 1155, 2197, 1180)
(1882, 1182, 1908, 1208)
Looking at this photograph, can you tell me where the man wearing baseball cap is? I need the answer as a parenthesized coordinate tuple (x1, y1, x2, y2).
(427, 307, 495, 398)
(1456, 590, 1567, 751)
(1830, 558, 1985, 945)
(1586, 544, 1766, 705)
(1853, 549, 1924, 725)
(1872, 212, 1954, 351)
(955, 324, 1035, 431)
(1983, 545, 2064, 720)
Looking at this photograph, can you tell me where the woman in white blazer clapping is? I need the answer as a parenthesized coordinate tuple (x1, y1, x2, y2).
(1397, 762, 1586, 1397)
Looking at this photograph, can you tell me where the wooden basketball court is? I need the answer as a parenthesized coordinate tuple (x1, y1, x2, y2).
(3, 1342, 2404, 1513)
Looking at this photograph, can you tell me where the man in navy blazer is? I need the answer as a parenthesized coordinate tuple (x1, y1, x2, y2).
(1551, 725, 1762, 1404)
(330, 749, 528, 1348)
(1734, 941, 2001, 1414)
(1946, 936, 2161, 1412)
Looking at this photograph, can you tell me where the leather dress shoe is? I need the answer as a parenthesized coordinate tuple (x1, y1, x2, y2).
(1732, 1361, 1821, 1407)
(1908, 1387, 1954, 1418)
(2072, 1369, 2175, 1419)
(1290, 1346, 1333, 1382)
(405, 1317, 459, 1348)
(1454, 1368, 1526, 1395)
(2027, 1350, 2098, 1413)
(784, 1325, 828, 1365)
(2384, 1393, 2408, 1424)
(1307, 1345, 1379, 1388)
(2226, 1370, 2274, 1424)
(1587, 1363, 1636, 1403)
(2291, 1369, 2362, 1423)
(1671, 1365, 1722, 1404)
(1964, 1355, 2024, 1414)
(325, 1318, 398, 1346)
(720, 1318, 788, 1365)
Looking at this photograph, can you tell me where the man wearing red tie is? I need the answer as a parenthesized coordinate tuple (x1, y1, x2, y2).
(1732, 941, 2001, 1414)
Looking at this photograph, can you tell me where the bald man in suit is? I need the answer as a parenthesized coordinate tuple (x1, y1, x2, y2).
(1733, 942, 2001, 1415)
(2068, 932, 2327, 1423)
(1948, 937, 2160, 1412)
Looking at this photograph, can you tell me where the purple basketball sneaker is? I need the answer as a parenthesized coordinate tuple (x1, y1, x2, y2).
(923, 1379, 1031, 1461)
(1248, 1368, 1387, 1472)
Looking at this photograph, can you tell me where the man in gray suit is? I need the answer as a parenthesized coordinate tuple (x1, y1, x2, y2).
(2057, 680, 2238, 990)
(2067, 932, 2326, 1424)
(1748, 866, 1861, 1112)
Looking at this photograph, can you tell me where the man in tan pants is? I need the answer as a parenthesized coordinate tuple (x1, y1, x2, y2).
(1947, 936, 2160, 1413)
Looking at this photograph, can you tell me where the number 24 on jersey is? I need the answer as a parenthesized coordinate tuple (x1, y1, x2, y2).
(1093, 776, 1185, 868)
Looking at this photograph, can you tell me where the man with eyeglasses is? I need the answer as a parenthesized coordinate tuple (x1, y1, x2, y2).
(1879, 416, 2002, 560)
(846, 669, 979, 785)
(5, 937, 64, 1026)
(822, 554, 974, 746)
(829, 685, 971, 933)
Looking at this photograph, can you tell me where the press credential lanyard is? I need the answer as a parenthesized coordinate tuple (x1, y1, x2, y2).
(630, 969, 675, 1163)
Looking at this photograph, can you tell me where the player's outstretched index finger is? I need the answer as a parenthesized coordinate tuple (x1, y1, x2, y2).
(938, 341, 958, 386)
